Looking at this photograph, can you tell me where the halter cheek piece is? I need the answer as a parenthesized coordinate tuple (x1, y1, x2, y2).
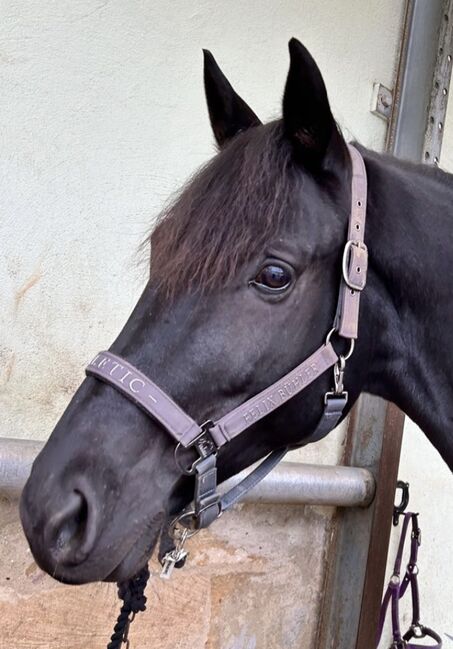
(86, 144, 368, 533)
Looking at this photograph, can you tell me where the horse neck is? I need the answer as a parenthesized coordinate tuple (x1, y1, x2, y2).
(361, 149, 453, 468)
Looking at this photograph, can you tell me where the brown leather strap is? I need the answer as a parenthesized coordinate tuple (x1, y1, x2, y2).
(335, 144, 368, 339)
(87, 344, 339, 449)
(86, 351, 202, 446)
(209, 343, 338, 447)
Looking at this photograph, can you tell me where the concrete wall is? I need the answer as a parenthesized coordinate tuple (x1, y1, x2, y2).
(0, 1, 406, 647)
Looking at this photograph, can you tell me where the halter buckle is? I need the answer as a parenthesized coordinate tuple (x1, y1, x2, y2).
(174, 421, 217, 476)
(194, 420, 217, 459)
(410, 623, 425, 639)
(334, 356, 346, 393)
(325, 354, 349, 401)
(342, 240, 368, 291)
(323, 356, 347, 405)
(411, 524, 422, 546)
(324, 390, 348, 405)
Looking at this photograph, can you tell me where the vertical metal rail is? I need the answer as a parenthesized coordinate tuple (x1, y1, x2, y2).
(421, 0, 453, 164)
(388, 0, 453, 163)
(316, 2, 453, 648)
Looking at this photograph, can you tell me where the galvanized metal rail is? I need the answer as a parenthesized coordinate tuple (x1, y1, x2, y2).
(0, 437, 375, 507)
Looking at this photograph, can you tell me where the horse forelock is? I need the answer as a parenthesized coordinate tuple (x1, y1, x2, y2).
(147, 120, 299, 297)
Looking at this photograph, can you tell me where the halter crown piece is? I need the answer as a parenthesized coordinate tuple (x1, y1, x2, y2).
(86, 144, 368, 542)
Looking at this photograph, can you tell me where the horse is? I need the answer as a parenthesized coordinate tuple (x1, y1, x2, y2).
(20, 38, 453, 589)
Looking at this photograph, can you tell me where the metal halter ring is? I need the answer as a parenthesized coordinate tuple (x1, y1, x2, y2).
(168, 511, 200, 540)
(174, 443, 199, 476)
(325, 327, 355, 361)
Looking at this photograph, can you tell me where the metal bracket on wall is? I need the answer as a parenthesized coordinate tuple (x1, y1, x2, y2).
(423, 0, 453, 165)
(371, 83, 394, 121)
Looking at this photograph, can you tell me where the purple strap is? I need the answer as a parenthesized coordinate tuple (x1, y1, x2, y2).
(376, 512, 442, 649)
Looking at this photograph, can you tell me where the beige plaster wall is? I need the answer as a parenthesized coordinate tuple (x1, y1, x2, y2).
(1, 0, 403, 447)
(0, 1, 405, 647)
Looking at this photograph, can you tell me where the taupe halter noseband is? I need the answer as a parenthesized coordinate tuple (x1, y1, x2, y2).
(86, 144, 368, 534)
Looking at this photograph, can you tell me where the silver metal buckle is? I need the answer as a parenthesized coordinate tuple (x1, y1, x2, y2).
(411, 527, 422, 546)
(334, 356, 346, 394)
(325, 328, 355, 403)
(410, 624, 425, 639)
(342, 240, 368, 291)
(324, 390, 348, 405)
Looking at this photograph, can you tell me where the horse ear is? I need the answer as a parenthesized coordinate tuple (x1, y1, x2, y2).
(283, 38, 342, 168)
(203, 49, 261, 147)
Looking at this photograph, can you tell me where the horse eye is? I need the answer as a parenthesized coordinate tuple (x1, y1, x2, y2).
(251, 264, 293, 293)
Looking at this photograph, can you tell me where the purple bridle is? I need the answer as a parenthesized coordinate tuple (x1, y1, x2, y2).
(86, 144, 368, 531)
(377, 512, 442, 648)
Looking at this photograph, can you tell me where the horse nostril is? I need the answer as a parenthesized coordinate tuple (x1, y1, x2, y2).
(54, 492, 87, 552)
(45, 489, 97, 566)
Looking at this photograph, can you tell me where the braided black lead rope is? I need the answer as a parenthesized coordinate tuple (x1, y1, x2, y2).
(107, 565, 150, 649)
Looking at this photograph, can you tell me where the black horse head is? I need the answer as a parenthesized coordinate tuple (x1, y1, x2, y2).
(20, 38, 453, 586)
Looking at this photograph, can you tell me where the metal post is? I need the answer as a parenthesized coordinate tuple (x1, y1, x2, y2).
(222, 461, 375, 508)
(388, 0, 447, 160)
(0, 438, 44, 500)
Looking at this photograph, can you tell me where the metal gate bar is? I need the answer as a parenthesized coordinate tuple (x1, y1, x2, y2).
(0, 437, 375, 508)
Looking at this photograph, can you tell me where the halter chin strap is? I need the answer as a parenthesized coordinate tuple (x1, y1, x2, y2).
(86, 144, 368, 531)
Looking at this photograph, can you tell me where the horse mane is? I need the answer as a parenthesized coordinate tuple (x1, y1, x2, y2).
(147, 120, 298, 297)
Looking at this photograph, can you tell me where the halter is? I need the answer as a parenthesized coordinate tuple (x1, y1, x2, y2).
(377, 512, 442, 649)
(86, 144, 368, 534)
